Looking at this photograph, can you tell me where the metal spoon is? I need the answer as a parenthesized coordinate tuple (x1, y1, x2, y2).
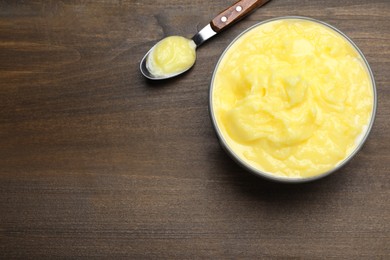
(140, 0, 271, 80)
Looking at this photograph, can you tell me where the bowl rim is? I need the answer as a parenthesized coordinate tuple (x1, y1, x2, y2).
(208, 16, 378, 183)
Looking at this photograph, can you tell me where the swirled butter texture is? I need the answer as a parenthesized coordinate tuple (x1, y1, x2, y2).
(147, 36, 196, 77)
(212, 19, 374, 178)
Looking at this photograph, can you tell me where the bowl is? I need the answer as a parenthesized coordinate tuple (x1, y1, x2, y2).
(209, 16, 377, 183)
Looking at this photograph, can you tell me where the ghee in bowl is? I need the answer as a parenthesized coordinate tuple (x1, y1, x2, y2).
(210, 17, 376, 182)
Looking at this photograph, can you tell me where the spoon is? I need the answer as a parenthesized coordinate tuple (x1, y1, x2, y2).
(140, 0, 271, 80)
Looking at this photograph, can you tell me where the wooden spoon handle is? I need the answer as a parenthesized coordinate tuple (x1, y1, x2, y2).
(210, 0, 271, 33)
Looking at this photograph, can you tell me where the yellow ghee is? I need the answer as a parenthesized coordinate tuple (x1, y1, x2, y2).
(212, 19, 374, 178)
(147, 36, 196, 77)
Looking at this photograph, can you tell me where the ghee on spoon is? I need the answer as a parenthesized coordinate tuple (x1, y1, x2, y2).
(144, 36, 197, 79)
(140, 0, 272, 80)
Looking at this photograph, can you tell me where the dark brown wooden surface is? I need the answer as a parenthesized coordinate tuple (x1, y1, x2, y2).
(0, 0, 389, 258)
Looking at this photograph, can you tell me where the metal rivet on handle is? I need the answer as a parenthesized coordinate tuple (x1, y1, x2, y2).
(236, 6, 242, 12)
(221, 16, 227, 22)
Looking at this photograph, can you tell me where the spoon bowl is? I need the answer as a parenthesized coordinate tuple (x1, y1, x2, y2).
(140, 39, 197, 80)
(140, 0, 272, 80)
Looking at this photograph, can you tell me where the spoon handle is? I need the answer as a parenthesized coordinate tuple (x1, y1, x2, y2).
(210, 0, 271, 33)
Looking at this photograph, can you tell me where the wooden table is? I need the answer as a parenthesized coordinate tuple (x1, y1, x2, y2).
(1, 0, 389, 258)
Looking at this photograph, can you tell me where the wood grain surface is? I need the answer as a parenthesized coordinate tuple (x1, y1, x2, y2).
(0, 0, 389, 258)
